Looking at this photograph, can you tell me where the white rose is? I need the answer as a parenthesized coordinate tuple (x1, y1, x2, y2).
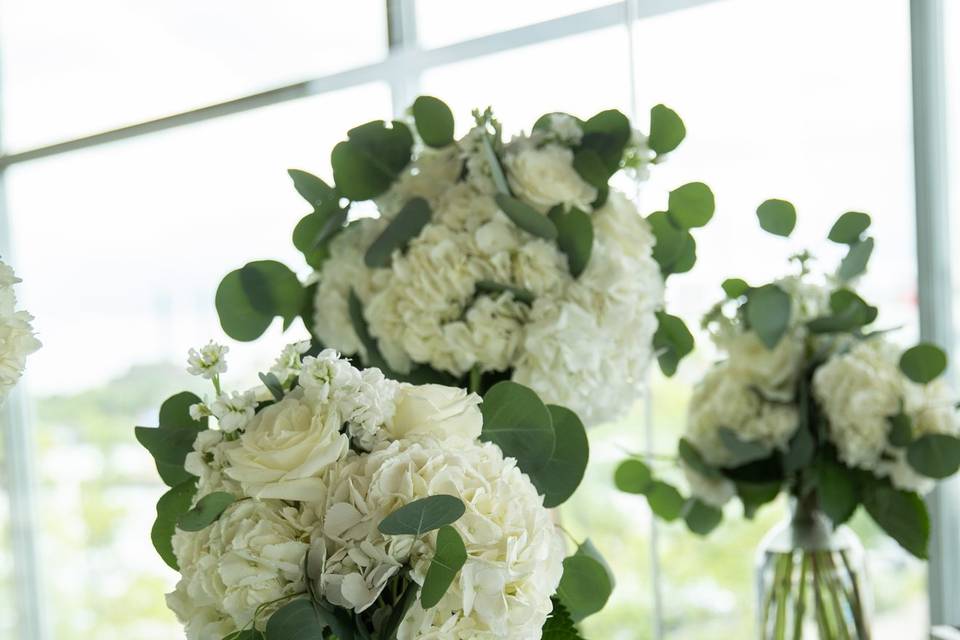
(721, 329, 806, 401)
(386, 384, 483, 443)
(503, 143, 597, 211)
(226, 389, 348, 501)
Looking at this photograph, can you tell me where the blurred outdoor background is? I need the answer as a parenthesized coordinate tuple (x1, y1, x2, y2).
(2, 0, 959, 638)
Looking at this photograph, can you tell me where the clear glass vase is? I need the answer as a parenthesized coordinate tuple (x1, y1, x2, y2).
(756, 500, 872, 639)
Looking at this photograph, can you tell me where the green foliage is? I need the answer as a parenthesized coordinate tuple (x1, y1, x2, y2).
(735, 482, 781, 519)
(718, 427, 770, 466)
(648, 211, 697, 277)
(529, 405, 589, 508)
(135, 419, 202, 487)
(887, 411, 913, 447)
(828, 211, 871, 244)
(816, 456, 859, 526)
(613, 459, 653, 494)
(177, 492, 236, 532)
(807, 289, 877, 333)
(259, 371, 285, 401)
(899, 343, 947, 384)
(744, 284, 792, 349)
(217, 261, 304, 341)
(678, 438, 721, 479)
(683, 498, 723, 534)
(837, 237, 874, 281)
(291, 213, 330, 269)
(653, 311, 694, 376)
(474, 280, 535, 305)
(862, 480, 929, 559)
(575, 109, 631, 185)
(159, 391, 207, 429)
(557, 551, 613, 622)
(287, 169, 338, 214)
(541, 600, 585, 639)
(645, 481, 686, 521)
(364, 198, 432, 268)
(668, 182, 715, 229)
(549, 206, 593, 278)
(378, 495, 466, 537)
(264, 598, 336, 640)
(151, 479, 196, 570)
(647, 104, 686, 155)
(481, 131, 510, 195)
(224, 629, 265, 640)
(756, 199, 797, 237)
(420, 525, 467, 608)
(781, 424, 814, 476)
(495, 193, 559, 240)
(479, 381, 555, 477)
(412, 96, 455, 148)
(331, 120, 413, 201)
(722, 278, 750, 298)
(906, 434, 960, 479)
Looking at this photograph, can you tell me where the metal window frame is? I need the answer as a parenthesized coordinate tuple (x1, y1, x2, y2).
(0, 0, 954, 636)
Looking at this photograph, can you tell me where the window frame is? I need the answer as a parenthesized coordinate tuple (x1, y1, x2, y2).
(0, 0, 954, 636)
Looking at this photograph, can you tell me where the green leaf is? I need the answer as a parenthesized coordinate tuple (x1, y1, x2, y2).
(224, 629, 265, 640)
(756, 199, 796, 237)
(378, 495, 466, 537)
(647, 211, 696, 277)
(160, 391, 206, 429)
(862, 481, 929, 559)
(177, 492, 236, 532)
(313, 208, 350, 248)
(887, 411, 913, 447)
(678, 438, 721, 479)
(379, 578, 418, 640)
(135, 423, 202, 487)
(151, 479, 196, 570)
(364, 197, 432, 268)
(816, 457, 859, 525)
(494, 194, 558, 240)
(807, 289, 878, 333)
(837, 237, 874, 281)
(648, 104, 686, 155)
(412, 96, 455, 148)
(572, 148, 611, 189)
(718, 427, 771, 466)
(541, 599, 586, 639)
(653, 311, 694, 376)
(259, 371, 285, 401)
(613, 459, 653, 494)
(556, 554, 612, 622)
(683, 498, 723, 534)
(781, 425, 814, 476)
(735, 482, 781, 519)
(548, 207, 593, 278)
(574, 539, 615, 591)
(533, 111, 584, 134)
(287, 169, 337, 212)
(217, 261, 304, 341)
(906, 434, 960, 479)
(745, 284, 792, 349)
(474, 280, 535, 305)
(419, 525, 467, 609)
(667, 182, 715, 229)
(528, 405, 589, 508)
(216, 269, 273, 342)
(264, 599, 330, 640)
(331, 120, 413, 200)
(292, 213, 330, 269)
(646, 481, 685, 521)
(722, 278, 750, 298)
(899, 343, 948, 384)
(481, 133, 510, 195)
(479, 381, 556, 476)
(828, 211, 871, 244)
(579, 109, 631, 174)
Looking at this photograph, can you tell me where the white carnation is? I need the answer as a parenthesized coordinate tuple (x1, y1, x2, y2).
(226, 389, 349, 501)
(166, 500, 309, 635)
(813, 338, 960, 493)
(0, 260, 40, 402)
(686, 364, 799, 468)
(503, 142, 597, 211)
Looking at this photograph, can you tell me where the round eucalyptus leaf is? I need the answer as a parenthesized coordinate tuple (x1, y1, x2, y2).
(264, 599, 329, 640)
(549, 206, 593, 278)
(216, 268, 274, 342)
(150, 479, 197, 570)
(837, 237, 874, 281)
(529, 405, 589, 508)
(906, 434, 960, 479)
(177, 491, 236, 532)
(653, 311, 694, 377)
(646, 481, 686, 521)
(745, 284, 792, 349)
(378, 495, 465, 537)
(722, 278, 750, 298)
(683, 498, 723, 535)
(648, 104, 686, 155)
(480, 381, 555, 474)
(556, 554, 612, 622)
(756, 199, 797, 237)
(614, 459, 653, 494)
(419, 525, 467, 609)
(412, 96, 455, 148)
(828, 211, 872, 244)
(572, 148, 611, 189)
(862, 481, 929, 559)
(899, 343, 947, 384)
(331, 120, 412, 201)
(159, 391, 206, 429)
(287, 169, 337, 212)
(667, 182, 714, 229)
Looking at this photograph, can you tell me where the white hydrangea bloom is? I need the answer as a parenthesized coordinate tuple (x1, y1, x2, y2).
(813, 338, 960, 493)
(340, 367, 400, 451)
(210, 390, 257, 433)
(166, 500, 310, 636)
(686, 363, 799, 469)
(306, 438, 564, 639)
(502, 141, 597, 212)
(682, 463, 736, 509)
(186, 341, 229, 379)
(0, 260, 40, 402)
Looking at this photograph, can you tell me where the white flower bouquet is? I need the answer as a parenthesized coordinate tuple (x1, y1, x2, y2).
(214, 96, 712, 425)
(616, 203, 960, 638)
(137, 342, 611, 639)
(0, 258, 40, 404)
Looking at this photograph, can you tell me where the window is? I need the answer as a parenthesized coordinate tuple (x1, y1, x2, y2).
(0, 0, 953, 637)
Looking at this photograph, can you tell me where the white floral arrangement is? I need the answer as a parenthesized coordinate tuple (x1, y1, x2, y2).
(616, 204, 960, 559)
(0, 258, 40, 404)
(214, 96, 712, 426)
(137, 341, 611, 639)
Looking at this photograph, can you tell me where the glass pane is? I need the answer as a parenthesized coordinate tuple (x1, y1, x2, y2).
(4, 83, 391, 637)
(629, 0, 921, 638)
(417, 0, 612, 48)
(0, 0, 387, 151)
